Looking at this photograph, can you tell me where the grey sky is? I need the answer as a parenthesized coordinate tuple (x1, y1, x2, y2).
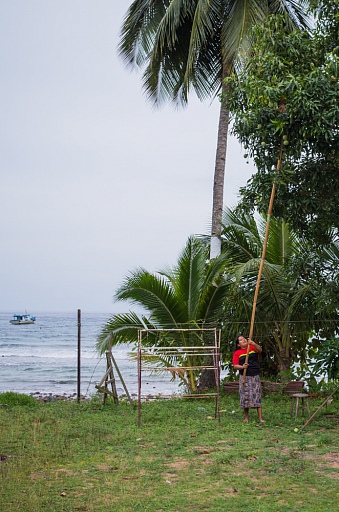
(1, 1, 254, 314)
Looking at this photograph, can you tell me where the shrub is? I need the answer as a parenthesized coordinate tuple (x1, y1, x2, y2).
(0, 392, 37, 407)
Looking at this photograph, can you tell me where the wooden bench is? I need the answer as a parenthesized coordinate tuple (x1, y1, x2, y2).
(283, 381, 305, 395)
(262, 381, 284, 394)
(223, 382, 239, 393)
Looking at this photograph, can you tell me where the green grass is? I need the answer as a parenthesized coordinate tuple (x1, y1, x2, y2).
(1, 392, 339, 511)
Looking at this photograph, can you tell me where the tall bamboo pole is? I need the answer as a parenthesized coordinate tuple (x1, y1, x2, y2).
(242, 142, 284, 385)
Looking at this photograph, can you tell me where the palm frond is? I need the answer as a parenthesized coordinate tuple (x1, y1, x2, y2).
(118, 0, 310, 107)
(118, 0, 170, 68)
(268, 0, 312, 31)
(114, 268, 183, 327)
(96, 311, 155, 354)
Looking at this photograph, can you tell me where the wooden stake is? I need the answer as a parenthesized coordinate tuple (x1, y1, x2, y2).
(77, 309, 81, 403)
(301, 386, 339, 429)
(95, 333, 133, 407)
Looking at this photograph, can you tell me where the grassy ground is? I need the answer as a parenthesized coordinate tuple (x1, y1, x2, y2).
(0, 391, 338, 512)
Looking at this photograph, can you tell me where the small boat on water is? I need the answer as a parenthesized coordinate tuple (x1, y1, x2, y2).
(10, 313, 36, 325)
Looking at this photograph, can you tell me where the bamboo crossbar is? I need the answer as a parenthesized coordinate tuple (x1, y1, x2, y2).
(95, 385, 118, 398)
(139, 366, 216, 371)
(301, 385, 339, 429)
(97, 368, 112, 387)
(139, 353, 218, 358)
(139, 346, 218, 351)
(138, 328, 218, 333)
(182, 393, 217, 398)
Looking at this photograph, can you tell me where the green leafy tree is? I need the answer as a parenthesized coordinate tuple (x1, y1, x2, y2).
(97, 236, 230, 392)
(310, 338, 339, 381)
(224, 3, 339, 245)
(118, 1, 310, 256)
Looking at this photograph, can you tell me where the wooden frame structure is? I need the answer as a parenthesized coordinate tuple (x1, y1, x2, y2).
(137, 328, 221, 427)
(95, 334, 133, 406)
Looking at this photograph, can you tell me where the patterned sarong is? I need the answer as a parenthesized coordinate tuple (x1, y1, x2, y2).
(239, 374, 262, 408)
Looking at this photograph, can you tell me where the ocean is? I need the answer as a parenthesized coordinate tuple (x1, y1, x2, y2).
(0, 311, 180, 398)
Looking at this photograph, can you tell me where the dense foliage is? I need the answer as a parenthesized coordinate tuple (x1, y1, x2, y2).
(217, 208, 339, 377)
(119, 0, 310, 105)
(224, 1, 339, 245)
(310, 337, 339, 380)
(98, 211, 339, 381)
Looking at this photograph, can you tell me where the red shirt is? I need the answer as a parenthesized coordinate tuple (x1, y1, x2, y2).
(233, 345, 260, 376)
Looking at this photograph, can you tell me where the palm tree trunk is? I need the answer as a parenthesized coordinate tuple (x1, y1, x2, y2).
(210, 73, 230, 259)
(277, 349, 291, 373)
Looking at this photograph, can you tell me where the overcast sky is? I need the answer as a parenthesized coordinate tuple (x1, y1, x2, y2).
(1, 1, 255, 314)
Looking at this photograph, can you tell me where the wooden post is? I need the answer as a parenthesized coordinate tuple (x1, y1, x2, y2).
(214, 329, 221, 425)
(77, 309, 81, 403)
(110, 350, 134, 405)
(137, 330, 142, 428)
(95, 333, 133, 407)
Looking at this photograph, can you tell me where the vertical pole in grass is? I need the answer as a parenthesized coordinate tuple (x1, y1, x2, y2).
(137, 329, 142, 427)
(77, 309, 81, 403)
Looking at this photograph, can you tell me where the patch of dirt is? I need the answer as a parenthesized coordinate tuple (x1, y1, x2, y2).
(194, 446, 214, 454)
(304, 451, 339, 479)
(166, 459, 189, 470)
(137, 442, 156, 448)
(30, 472, 47, 480)
(321, 452, 339, 468)
(96, 463, 119, 471)
(49, 468, 74, 479)
(222, 488, 239, 496)
(306, 452, 339, 469)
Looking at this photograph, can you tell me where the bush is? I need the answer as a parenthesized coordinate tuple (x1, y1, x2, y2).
(0, 392, 38, 407)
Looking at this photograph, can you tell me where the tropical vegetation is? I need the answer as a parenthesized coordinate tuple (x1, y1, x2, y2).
(101, 2, 339, 387)
(224, 0, 339, 246)
(97, 237, 230, 392)
(98, 208, 339, 384)
(310, 338, 339, 382)
(217, 208, 339, 376)
(118, 0, 310, 256)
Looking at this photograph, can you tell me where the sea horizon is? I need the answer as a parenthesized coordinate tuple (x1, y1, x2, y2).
(0, 311, 181, 398)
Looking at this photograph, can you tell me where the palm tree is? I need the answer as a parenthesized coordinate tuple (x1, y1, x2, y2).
(97, 236, 230, 392)
(219, 207, 325, 373)
(118, 1, 311, 257)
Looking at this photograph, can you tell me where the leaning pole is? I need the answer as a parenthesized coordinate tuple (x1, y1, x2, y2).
(242, 142, 284, 385)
